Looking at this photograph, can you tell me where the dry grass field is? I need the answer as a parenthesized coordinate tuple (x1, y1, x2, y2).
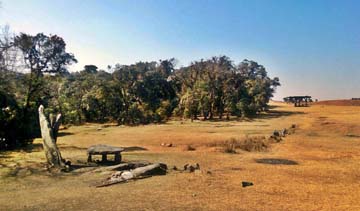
(1, 102, 360, 211)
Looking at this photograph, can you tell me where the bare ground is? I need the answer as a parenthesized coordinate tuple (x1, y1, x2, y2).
(1, 102, 360, 211)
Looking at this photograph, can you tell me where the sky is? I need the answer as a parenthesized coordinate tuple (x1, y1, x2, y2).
(0, 0, 359, 100)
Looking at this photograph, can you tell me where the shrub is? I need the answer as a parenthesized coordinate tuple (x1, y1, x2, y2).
(222, 140, 237, 153)
(207, 136, 269, 153)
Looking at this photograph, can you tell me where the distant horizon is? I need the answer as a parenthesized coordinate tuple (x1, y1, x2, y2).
(1, 0, 359, 101)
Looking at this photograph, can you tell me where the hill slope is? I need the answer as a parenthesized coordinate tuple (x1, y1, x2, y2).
(315, 99, 360, 106)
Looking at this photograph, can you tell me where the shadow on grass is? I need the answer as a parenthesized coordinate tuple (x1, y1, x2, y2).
(193, 109, 304, 123)
(255, 110, 305, 120)
(0, 153, 12, 159)
(25, 143, 43, 152)
(346, 134, 360, 138)
(57, 145, 87, 150)
(57, 132, 74, 137)
(123, 146, 148, 152)
(255, 158, 298, 165)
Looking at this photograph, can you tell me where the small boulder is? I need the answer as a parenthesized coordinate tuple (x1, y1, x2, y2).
(273, 130, 280, 137)
(160, 143, 173, 147)
(183, 163, 200, 172)
(242, 181, 254, 188)
(281, 128, 288, 137)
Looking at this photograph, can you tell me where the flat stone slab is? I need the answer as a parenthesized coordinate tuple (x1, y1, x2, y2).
(87, 145, 124, 163)
(87, 144, 124, 155)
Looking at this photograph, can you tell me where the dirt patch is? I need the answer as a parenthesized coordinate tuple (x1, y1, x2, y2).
(306, 131, 320, 137)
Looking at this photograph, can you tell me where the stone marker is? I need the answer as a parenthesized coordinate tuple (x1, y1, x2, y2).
(87, 144, 124, 163)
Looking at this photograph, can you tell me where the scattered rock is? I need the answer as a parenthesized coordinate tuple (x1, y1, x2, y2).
(160, 143, 173, 147)
(269, 131, 282, 142)
(242, 181, 253, 188)
(97, 163, 167, 187)
(270, 125, 295, 141)
(65, 160, 72, 166)
(273, 130, 280, 137)
(281, 128, 288, 137)
(183, 163, 200, 172)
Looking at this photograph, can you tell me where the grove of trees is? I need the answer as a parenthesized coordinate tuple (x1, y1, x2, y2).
(0, 27, 280, 150)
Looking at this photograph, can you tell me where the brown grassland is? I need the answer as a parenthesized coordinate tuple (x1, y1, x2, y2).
(1, 102, 360, 211)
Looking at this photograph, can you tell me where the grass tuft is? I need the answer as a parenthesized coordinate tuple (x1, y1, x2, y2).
(184, 145, 196, 151)
(208, 136, 269, 153)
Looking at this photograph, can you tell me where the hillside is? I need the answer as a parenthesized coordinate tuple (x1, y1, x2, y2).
(315, 99, 360, 106)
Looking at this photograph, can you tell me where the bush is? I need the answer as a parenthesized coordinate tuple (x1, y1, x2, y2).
(238, 136, 268, 152)
(222, 140, 237, 153)
(207, 136, 269, 153)
(0, 91, 36, 150)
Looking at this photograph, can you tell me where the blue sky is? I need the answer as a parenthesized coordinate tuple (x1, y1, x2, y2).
(1, 0, 359, 100)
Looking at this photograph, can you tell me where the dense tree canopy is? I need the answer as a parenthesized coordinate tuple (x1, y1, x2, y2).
(0, 28, 280, 150)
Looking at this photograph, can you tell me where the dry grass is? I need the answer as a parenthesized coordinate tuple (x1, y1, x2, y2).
(315, 99, 360, 106)
(207, 136, 270, 153)
(183, 144, 196, 151)
(1, 102, 360, 211)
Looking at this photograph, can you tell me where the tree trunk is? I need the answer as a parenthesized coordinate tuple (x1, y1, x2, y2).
(38, 105, 67, 169)
(97, 163, 167, 187)
(203, 111, 208, 120)
(209, 102, 214, 120)
(49, 113, 61, 143)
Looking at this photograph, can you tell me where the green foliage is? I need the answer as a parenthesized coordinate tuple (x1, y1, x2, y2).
(1, 28, 280, 150)
(0, 31, 77, 150)
(175, 57, 280, 119)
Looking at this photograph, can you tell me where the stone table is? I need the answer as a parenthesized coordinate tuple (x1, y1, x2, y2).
(87, 144, 124, 163)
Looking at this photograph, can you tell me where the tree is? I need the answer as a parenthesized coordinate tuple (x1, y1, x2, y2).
(83, 65, 98, 74)
(14, 33, 77, 110)
(158, 58, 176, 77)
(0, 25, 19, 72)
(237, 60, 280, 115)
(2, 49, 282, 150)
